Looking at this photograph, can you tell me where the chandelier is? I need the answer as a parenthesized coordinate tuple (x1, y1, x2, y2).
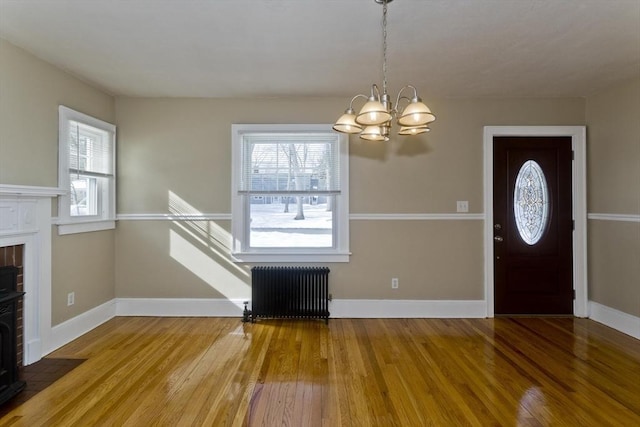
(333, 0, 436, 141)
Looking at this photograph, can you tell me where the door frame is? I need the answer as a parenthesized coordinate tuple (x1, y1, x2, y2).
(483, 126, 587, 317)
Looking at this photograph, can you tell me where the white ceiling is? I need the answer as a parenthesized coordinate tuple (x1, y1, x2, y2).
(1, 0, 639, 99)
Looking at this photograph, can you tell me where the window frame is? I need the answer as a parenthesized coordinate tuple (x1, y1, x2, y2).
(57, 106, 116, 235)
(231, 124, 350, 263)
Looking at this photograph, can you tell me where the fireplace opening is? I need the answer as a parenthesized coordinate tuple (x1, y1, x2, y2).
(0, 266, 25, 405)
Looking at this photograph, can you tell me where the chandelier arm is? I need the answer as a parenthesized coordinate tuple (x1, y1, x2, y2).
(349, 94, 369, 110)
(394, 95, 411, 112)
(369, 84, 381, 100)
(395, 85, 420, 107)
(405, 84, 419, 100)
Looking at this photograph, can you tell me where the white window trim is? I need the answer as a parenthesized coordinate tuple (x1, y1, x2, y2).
(57, 106, 116, 235)
(231, 124, 350, 263)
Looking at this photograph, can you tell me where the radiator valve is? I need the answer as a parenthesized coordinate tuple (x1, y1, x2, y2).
(242, 301, 252, 323)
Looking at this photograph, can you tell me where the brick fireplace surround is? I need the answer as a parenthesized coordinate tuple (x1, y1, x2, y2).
(0, 245, 24, 366)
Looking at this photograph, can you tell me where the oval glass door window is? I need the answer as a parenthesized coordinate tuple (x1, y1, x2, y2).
(514, 160, 549, 245)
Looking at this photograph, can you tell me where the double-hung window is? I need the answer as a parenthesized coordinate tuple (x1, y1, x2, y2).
(57, 106, 116, 234)
(231, 124, 349, 262)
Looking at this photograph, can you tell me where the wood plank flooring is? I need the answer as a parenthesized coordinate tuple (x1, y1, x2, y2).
(0, 358, 86, 418)
(0, 317, 638, 426)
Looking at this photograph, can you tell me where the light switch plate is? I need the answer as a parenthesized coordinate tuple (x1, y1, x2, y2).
(456, 201, 469, 213)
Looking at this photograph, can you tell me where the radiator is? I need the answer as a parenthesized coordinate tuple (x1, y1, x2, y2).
(247, 266, 330, 323)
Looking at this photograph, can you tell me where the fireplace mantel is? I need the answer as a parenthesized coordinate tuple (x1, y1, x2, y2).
(0, 184, 65, 198)
(0, 184, 62, 365)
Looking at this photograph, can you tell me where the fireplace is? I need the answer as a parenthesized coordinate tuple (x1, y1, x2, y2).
(1, 185, 63, 366)
(0, 266, 25, 404)
(0, 245, 24, 367)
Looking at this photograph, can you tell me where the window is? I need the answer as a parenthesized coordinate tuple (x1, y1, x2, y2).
(231, 124, 349, 262)
(57, 106, 116, 234)
(514, 160, 549, 245)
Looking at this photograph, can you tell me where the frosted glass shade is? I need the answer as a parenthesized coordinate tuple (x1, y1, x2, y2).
(398, 125, 430, 135)
(356, 100, 392, 125)
(397, 101, 436, 126)
(333, 111, 362, 134)
(360, 126, 388, 141)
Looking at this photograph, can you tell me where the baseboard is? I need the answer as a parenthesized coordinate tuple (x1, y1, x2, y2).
(41, 299, 638, 360)
(47, 299, 117, 356)
(41, 298, 487, 359)
(115, 298, 487, 319)
(330, 299, 487, 318)
(115, 298, 246, 317)
(589, 301, 640, 339)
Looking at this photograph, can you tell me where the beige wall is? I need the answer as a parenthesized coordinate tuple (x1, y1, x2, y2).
(51, 230, 117, 324)
(3, 31, 638, 325)
(0, 39, 113, 186)
(115, 96, 584, 300)
(586, 76, 640, 317)
(588, 221, 640, 316)
(0, 38, 116, 325)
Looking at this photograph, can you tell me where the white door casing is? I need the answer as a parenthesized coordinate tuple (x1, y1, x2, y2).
(483, 126, 588, 317)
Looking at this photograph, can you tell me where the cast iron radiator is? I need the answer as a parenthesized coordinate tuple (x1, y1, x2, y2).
(245, 267, 330, 324)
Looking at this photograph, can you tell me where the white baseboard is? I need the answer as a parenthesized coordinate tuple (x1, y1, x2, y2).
(41, 299, 639, 365)
(115, 298, 246, 317)
(330, 299, 487, 318)
(589, 301, 640, 339)
(114, 298, 487, 319)
(25, 339, 42, 366)
(38, 298, 510, 359)
(47, 299, 116, 356)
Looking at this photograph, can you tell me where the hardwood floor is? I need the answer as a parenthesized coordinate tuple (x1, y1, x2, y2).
(0, 317, 638, 426)
(0, 358, 86, 418)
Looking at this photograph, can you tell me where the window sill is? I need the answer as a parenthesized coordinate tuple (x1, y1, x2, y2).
(56, 219, 116, 235)
(231, 252, 351, 263)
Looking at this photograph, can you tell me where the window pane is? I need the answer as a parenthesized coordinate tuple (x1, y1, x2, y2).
(249, 196, 333, 248)
(241, 134, 340, 193)
(69, 120, 113, 175)
(70, 174, 98, 216)
(514, 160, 549, 245)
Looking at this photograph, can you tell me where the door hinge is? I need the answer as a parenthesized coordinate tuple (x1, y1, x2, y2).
(573, 289, 576, 300)
(571, 150, 575, 160)
(572, 219, 575, 230)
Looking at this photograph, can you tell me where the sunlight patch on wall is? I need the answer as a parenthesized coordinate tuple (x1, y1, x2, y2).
(168, 190, 248, 277)
(170, 229, 250, 302)
(168, 190, 232, 248)
(168, 190, 250, 303)
(171, 219, 248, 279)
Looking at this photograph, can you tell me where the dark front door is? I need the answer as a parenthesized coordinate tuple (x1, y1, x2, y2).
(493, 137, 573, 315)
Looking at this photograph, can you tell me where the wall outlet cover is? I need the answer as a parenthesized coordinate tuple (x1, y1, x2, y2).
(456, 201, 469, 213)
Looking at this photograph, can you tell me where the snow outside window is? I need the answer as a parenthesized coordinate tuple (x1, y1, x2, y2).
(231, 124, 350, 263)
(57, 106, 116, 235)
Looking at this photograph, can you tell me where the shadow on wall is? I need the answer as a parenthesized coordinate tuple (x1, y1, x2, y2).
(348, 133, 433, 161)
(395, 134, 432, 157)
(168, 191, 251, 306)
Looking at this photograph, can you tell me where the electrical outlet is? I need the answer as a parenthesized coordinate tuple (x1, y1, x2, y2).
(391, 278, 399, 289)
(456, 201, 469, 213)
(67, 292, 75, 306)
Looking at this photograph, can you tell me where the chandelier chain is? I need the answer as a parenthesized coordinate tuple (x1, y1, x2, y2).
(382, 0, 388, 95)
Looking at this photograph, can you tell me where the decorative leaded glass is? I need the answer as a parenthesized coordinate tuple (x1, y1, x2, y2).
(514, 160, 549, 245)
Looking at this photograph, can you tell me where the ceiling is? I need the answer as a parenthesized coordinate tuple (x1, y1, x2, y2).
(1, 0, 639, 99)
